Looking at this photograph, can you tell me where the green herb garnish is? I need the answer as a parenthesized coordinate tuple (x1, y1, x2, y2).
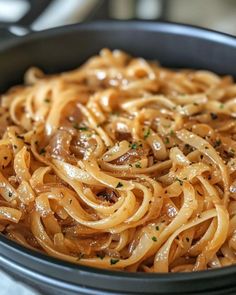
(152, 236, 157, 242)
(219, 103, 224, 109)
(97, 253, 105, 260)
(110, 258, 119, 265)
(79, 126, 88, 131)
(164, 137, 170, 144)
(116, 182, 123, 188)
(210, 113, 218, 120)
(135, 162, 142, 168)
(39, 148, 46, 154)
(130, 143, 138, 149)
(73, 123, 88, 131)
(144, 128, 151, 139)
(214, 139, 221, 148)
(170, 130, 174, 136)
(175, 178, 183, 186)
(228, 148, 235, 157)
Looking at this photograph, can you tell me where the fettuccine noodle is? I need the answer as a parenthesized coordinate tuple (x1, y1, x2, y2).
(1, 48, 236, 272)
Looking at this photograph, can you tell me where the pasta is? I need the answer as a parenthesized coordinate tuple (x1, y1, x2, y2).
(1, 48, 236, 273)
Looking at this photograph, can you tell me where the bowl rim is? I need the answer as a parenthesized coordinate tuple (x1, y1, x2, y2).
(1, 19, 236, 50)
(2, 232, 236, 281)
(1, 20, 236, 292)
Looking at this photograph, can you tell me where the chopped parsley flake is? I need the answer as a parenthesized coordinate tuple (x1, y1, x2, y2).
(80, 127, 88, 131)
(175, 178, 183, 186)
(219, 103, 224, 109)
(152, 236, 157, 242)
(110, 258, 119, 265)
(155, 226, 159, 231)
(170, 130, 174, 136)
(73, 123, 88, 131)
(214, 139, 221, 148)
(210, 113, 218, 120)
(39, 148, 46, 154)
(130, 143, 138, 149)
(116, 182, 123, 188)
(44, 98, 50, 103)
(228, 149, 235, 157)
(135, 162, 142, 168)
(164, 137, 170, 144)
(97, 253, 105, 260)
(144, 128, 151, 139)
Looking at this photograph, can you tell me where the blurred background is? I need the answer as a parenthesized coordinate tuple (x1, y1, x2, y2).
(0, 0, 236, 35)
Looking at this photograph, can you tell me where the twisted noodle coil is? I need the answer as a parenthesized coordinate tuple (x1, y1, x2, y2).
(1, 49, 236, 272)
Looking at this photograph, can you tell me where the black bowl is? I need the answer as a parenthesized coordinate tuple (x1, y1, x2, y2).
(1, 21, 236, 295)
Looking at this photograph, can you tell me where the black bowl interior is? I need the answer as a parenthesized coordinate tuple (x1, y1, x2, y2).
(0, 21, 236, 92)
(0, 21, 236, 295)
